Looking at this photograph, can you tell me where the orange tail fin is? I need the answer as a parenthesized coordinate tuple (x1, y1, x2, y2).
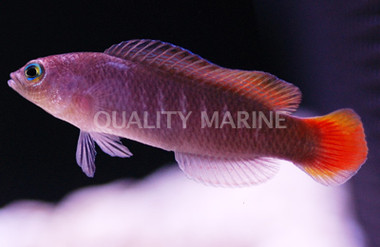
(297, 109, 368, 186)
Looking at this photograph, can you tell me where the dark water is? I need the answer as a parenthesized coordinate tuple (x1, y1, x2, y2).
(254, 1, 380, 246)
(0, 0, 379, 245)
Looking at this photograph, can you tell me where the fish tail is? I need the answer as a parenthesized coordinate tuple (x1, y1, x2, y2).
(297, 109, 368, 185)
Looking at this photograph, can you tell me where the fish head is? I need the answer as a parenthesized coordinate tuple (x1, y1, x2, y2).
(8, 53, 97, 127)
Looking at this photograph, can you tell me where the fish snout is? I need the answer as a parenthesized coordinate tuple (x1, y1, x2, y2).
(8, 72, 20, 89)
(7, 79, 16, 89)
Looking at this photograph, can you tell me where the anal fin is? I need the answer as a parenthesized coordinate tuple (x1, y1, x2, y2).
(174, 152, 280, 187)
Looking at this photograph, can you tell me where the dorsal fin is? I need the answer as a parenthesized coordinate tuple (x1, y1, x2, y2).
(105, 39, 301, 113)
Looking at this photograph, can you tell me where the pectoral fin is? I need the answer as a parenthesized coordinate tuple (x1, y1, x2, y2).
(90, 133, 132, 158)
(76, 131, 132, 177)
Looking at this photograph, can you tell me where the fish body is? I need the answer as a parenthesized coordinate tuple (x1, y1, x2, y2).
(8, 40, 368, 186)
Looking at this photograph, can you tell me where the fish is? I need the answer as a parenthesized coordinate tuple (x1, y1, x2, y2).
(7, 39, 368, 186)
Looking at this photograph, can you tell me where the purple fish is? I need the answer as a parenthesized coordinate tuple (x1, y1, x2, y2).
(8, 40, 367, 186)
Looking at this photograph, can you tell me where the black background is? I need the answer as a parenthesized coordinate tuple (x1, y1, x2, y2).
(1, 1, 379, 246)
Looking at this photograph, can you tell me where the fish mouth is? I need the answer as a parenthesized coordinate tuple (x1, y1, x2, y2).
(8, 79, 16, 89)
(8, 73, 20, 90)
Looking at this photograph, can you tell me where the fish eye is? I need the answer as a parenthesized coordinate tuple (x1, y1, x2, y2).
(24, 63, 44, 81)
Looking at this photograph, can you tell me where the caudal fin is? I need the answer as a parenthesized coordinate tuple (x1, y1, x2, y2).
(297, 109, 368, 186)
